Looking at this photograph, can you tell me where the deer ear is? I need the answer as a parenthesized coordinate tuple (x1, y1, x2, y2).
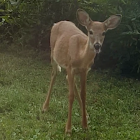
(104, 14, 122, 30)
(76, 9, 91, 27)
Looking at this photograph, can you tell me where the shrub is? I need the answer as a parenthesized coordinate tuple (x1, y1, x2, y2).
(0, 0, 140, 77)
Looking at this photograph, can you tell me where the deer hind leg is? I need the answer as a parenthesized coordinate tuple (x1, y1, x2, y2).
(65, 68, 75, 134)
(74, 77, 89, 127)
(42, 59, 60, 112)
(74, 82, 83, 112)
(80, 71, 88, 129)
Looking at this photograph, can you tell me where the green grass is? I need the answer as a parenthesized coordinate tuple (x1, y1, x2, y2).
(0, 49, 140, 140)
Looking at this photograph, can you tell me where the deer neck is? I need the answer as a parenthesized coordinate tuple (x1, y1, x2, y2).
(81, 38, 96, 69)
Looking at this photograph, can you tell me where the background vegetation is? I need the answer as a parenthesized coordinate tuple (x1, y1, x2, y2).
(0, 0, 140, 76)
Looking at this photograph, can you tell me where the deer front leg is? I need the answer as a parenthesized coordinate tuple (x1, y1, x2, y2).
(65, 68, 75, 134)
(66, 76, 83, 112)
(42, 61, 58, 112)
(80, 71, 88, 129)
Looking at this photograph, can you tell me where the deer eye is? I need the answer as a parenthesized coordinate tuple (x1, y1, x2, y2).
(89, 31, 93, 35)
(102, 31, 106, 36)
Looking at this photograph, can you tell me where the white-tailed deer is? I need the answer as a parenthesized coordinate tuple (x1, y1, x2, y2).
(42, 9, 121, 134)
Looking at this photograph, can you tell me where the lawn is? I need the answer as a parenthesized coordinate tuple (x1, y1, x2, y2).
(0, 48, 140, 140)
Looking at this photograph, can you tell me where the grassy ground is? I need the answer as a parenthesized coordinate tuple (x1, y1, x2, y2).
(0, 48, 140, 140)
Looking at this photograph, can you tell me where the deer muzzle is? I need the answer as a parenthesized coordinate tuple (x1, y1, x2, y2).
(94, 43, 101, 53)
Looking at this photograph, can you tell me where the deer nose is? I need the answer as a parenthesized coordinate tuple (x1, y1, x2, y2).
(94, 43, 101, 50)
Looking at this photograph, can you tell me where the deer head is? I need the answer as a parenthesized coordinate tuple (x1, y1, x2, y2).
(77, 9, 122, 53)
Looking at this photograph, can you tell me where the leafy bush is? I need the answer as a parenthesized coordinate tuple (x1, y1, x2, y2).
(0, 0, 140, 77)
(0, 0, 79, 49)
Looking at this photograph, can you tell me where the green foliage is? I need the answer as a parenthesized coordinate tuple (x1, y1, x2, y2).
(0, 0, 79, 49)
(103, 0, 140, 76)
(116, 1, 140, 75)
(0, 0, 140, 76)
